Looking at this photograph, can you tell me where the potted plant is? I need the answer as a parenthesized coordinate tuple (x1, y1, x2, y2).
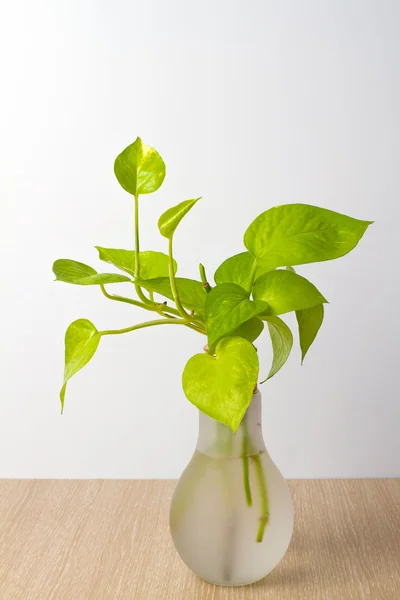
(53, 137, 372, 586)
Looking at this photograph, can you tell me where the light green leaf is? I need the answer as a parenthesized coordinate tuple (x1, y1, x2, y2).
(214, 252, 255, 289)
(53, 259, 131, 285)
(244, 204, 373, 269)
(230, 317, 264, 343)
(136, 277, 206, 316)
(205, 283, 268, 351)
(260, 316, 293, 382)
(214, 252, 274, 292)
(296, 304, 324, 363)
(253, 270, 327, 315)
(60, 319, 101, 411)
(158, 198, 201, 239)
(182, 337, 259, 432)
(114, 137, 166, 196)
(95, 247, 176, 279)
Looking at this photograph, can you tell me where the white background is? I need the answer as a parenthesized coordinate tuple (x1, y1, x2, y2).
(1, 0, 399, 479)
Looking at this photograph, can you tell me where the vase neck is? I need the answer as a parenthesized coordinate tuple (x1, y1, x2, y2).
(196, 391, 265, 458)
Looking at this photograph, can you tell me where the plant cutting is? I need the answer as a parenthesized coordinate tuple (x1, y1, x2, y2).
(53, 137, 372, 586)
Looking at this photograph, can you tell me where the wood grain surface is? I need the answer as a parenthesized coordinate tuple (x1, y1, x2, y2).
(0, 480, 399, 599)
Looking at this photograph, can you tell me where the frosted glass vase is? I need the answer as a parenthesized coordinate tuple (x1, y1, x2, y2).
(169, 390, 294, 586)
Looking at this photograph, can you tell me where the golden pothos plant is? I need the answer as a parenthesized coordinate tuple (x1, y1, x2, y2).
(53, 137, 372, 433)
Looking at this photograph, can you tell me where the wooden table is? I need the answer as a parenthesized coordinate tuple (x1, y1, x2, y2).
(0, 480, 399, 599)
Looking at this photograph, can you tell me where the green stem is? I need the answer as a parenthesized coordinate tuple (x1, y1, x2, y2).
(134, 194, 140, 276)
(134, 281, 151, 304)
(100, 284, 181, 317)
(199, 263, 212, 293)
(101, 283, 206, 337)
(133, 193, 151, 304)
(186, 323, 207, 335)
(251, 453, 269, 543)
(168, 237, 191, 319)
(100, 284, 206, 335)
(100, 317, 188, 337)
(242, 420, 252, 507)
(242, 458, 252, 505)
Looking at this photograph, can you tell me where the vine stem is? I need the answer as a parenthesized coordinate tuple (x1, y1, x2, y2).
(99, 285, 206, 335)
(134, 193, 140, 275)
(251, 453, 269, 542)
(168, 236, 191, 319)
(101, 194, 206, 332)
(186, 323, 207, 335)
(133, 193, 151, 304)
(100, 284, 181, 317)
(100, 318, 188, 337)
(199, 263, 212, 293)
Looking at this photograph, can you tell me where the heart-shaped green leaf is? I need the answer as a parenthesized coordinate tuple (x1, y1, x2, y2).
(60, 319, 101, 411)
(136, 277, 206, 316)
(230, 317, 264, 343)
(95, 247, 176, 279)
(205, 283, 268, 351)
(214, 252, 273, 292)
(182, 337, 259, 432)
(53, 259, 131, 285)
(114, 137, 166, 196)
(253, 270, 327, 315)
(260, 316, 293, 382)
(214, 252, 255, 289)
(244, 204, 373, 269)
(158, 198, 201, 239)
(296, 304, 324, 363)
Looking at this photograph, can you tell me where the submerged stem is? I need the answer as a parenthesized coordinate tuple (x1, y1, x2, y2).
(251, 453, 269, 543)
(241, 421, 253, 507)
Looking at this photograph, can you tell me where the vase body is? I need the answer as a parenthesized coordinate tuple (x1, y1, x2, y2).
(169, 391, 294, 586)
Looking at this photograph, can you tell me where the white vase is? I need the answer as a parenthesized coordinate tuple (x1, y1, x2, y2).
(169, 390, 294, 586)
